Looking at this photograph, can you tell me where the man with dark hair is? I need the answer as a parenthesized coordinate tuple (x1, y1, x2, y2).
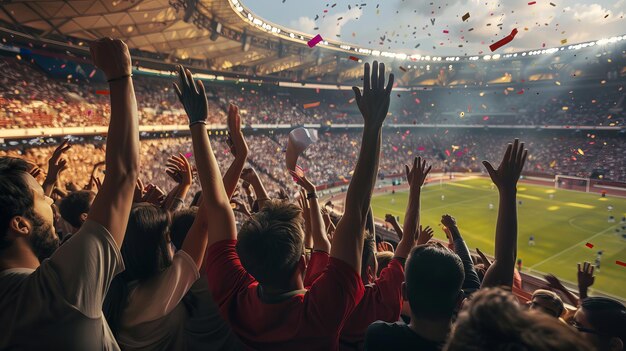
(0, 38, 139, 350)
(365, 245, 464, 351)
(444, 287, 592, 351)
(529, 289, 564, 318)
(58, 190, 96, 241)
(175, 61, 394, 350)
(574, 297, 626, 351)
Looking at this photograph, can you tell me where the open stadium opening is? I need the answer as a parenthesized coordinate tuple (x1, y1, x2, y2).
(0, 0, 625, 350)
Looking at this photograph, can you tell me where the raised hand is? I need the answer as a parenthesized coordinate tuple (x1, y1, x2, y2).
(241, 167, 259, 185)
(384, 214, 396, 225)
(405, 156, 432, 188)
(166, 153, 193, 186)
(544, 274, 565, 291)
(351, 61, 394, 128)
(377, 241, 395, 253)
(226, 103, 249, 158)
(142, 183, 165, 205)
(46, 140, 71, 182)
(441, 214, 457, 229)
(290, 170, 316, 194)
(416, 225, 434, 245)
(577, 261, 595, 299)
(89, 38, 131, 81)
(173, 65, 208, 125)
(28, 165, 42, 179)
(482, 139, 527, 191)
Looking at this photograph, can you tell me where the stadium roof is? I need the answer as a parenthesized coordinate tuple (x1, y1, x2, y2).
(1, 0, 625, 85)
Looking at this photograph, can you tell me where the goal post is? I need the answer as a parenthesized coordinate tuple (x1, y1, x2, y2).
(555, 175, 591, 193)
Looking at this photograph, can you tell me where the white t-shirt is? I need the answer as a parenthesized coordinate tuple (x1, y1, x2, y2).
(0, 220, 124, 350)
(116, 250, 200, 350)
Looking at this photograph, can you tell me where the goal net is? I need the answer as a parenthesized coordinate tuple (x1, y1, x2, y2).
(555, 175, 590, 193)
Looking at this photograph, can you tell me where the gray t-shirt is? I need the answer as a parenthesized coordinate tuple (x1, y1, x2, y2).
(0, 220, 124, 350)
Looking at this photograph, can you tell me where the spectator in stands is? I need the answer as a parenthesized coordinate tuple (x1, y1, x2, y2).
(528, 289, 565, 318)
(187, 61, 393, 350)
(444, 287, 593, 351)
(573, 297, 626, 351)
(58, 190, 95, 241)
(0, 37, 139, 349)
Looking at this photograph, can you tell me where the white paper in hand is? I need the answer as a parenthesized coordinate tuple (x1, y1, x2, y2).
(286, 127, 318, 173)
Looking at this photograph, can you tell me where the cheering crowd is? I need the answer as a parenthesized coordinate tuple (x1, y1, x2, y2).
(2, 55, 625, 129)
(1, 38, 625, 351)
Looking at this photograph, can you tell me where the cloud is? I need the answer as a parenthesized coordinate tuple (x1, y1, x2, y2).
(289, 16, 316, 33)
(315, 7, 363, 40)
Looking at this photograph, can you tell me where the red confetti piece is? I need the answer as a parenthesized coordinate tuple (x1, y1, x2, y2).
(443, 30, 449, 34)
(303, 101, 321, 109)
(184, 152, 192, 158)
(517, 89, 525, 94)
(489, 28, 518, 52)
(528, 1, 536, 4)
(585, 243, 594, 248)
(483, 116, 489, 121)
(399, 66, 407, 72)
(414, 98, 421, 104)
(418, 146, 425, 151)
(89, 69, 96, 78)
(307, 34, 323, 48)
(445, 149, 451, 157)
(348, 56, 359, 61)
(95, 90, 110, 95)
(617, 260, 626, 267)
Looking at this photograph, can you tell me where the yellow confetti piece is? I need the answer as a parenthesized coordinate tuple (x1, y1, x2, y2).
(459, 112, 465, 118)
(577, 149, 585, 155)
(16, 54, 22, 60)
(561, 39, 567, 44)
(555, 81, 561, 85)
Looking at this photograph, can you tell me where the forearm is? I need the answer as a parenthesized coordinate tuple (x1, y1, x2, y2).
(181, 200, 210, 269)
(250, 177, 270, 209)
(222, 152, 247, 200)
(309, 198, 331, 253)
(162, 184, 180, 211)
(579, 286, 589, 300)
(106, 79, 140, 180)
(391, 221, 403, 240)
(42, 178, 56, 197)
(450, 227, 480, 291)
(482, 190, 517, 287)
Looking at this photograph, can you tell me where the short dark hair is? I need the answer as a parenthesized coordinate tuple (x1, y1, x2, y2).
(58, 190, 95, 228)
(236, 199, 303, 289)
(445, 288, 592, 351)
(0, 157, 35, 249)
(581, 297, 626, 343)
(405, 245, 464, 320)
(170, 206, 198, 250)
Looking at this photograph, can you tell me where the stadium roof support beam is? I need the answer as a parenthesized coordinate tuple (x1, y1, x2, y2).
(256, 56, 312, 75)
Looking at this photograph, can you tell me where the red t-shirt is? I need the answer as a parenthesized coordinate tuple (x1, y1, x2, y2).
(205, 240, 365, 351)
(303, 252, 405, 350)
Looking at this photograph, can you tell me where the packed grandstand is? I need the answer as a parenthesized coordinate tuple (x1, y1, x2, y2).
(1, 0, 625, 350)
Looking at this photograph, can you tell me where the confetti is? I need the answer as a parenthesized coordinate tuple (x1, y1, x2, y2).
(307, 34, 323, 48)
(462, 12, 470, 21)
(430, 18, 436, 25)
(399, 66, 407, 72)
(483, 116, 489, 121)
(528, 1, 536, 4)
(617, 261, 626, 267)
(184, 152, 192, 158)
(348, 56, 359, 61)
(489, 28, 518, 52)
(89, 69, 96, 78)
(443, 30, 449, 34)
(550, 2, 556, 6)
(414, 98, 421, 104)
(585, 243, 594, 248)
(577, 148, 585, 155)
(95, 90, 110, 95)
(561, 39, 567, 44)
(303, 101, 321, 109)
(604, 14, 609, 18)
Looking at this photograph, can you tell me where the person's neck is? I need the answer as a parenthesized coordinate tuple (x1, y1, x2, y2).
(0, 241, 40, 271)
(408, 314, 451, 343)
(261, 277, 305, 295)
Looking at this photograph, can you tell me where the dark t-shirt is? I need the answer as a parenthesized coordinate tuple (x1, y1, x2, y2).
(364, 321, 443, 351)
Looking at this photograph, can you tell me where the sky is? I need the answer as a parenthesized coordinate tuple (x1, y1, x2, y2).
(243, 0, 626, 56)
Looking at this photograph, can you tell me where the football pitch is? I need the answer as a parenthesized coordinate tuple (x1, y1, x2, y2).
(370, 177, 626, 300)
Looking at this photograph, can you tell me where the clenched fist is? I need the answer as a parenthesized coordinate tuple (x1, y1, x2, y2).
(89, 38, 132, 81)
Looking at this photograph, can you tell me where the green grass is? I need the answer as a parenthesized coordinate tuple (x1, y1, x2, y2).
(371, 177, 626, 300)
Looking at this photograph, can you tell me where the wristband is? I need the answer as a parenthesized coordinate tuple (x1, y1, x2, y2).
(306, 192, 318, 200)
(189, 120, 207, 127)
(107, 74, 133, 83)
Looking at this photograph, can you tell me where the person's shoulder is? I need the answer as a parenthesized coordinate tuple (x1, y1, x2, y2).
(0, 268, 33, 287)
(367, 320, 406, 336)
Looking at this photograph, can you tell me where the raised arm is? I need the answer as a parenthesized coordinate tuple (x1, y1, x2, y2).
(293, 173, 331, 253)
(331, 61, 394, 273)
(222, 103, 249, 199)
(481, 139, 527, 288)
(385, 214, 403, 240)
(395, 157, 431, 259)
(174, 65, 236, 245)
(43, 140, 71, 196)
(241, 168, 270, 209)
(441, 214, 480, 292)
(163, 153, 193, 211)
(544, 273, 580, 306)
(87, 38, 140, 247)
(577, 261, 595, 300)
